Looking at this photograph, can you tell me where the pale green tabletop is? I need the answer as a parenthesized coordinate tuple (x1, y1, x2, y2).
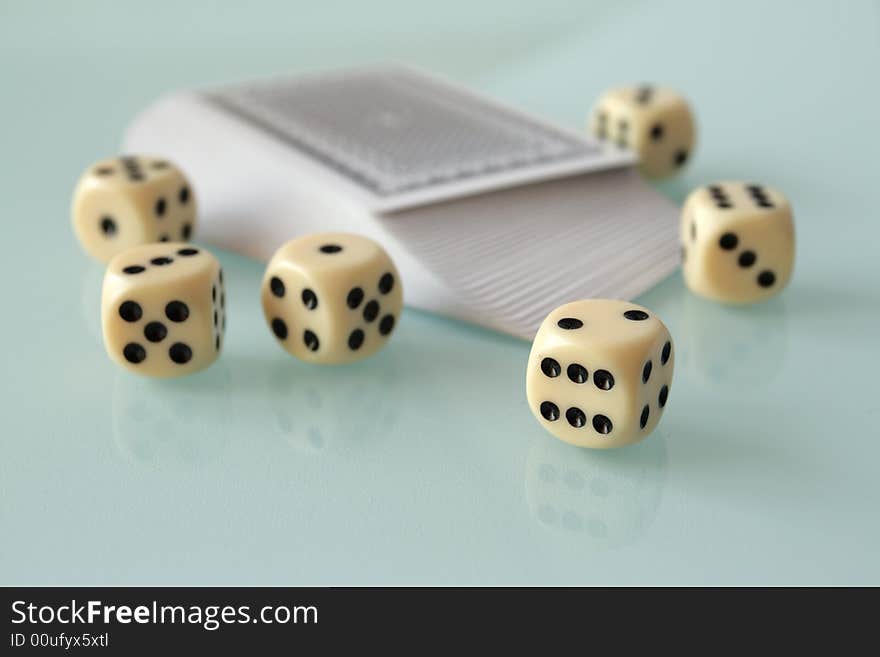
(2, 0, 878, 585)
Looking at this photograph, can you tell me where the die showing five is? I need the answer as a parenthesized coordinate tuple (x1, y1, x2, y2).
(72, 155, 197, 263)
(261, 233, 403, 364)
(681, 181, 795, 304)
(102, 243, 225, 377)
(590, 84, 696, 179)
(526, 300, 674, 449)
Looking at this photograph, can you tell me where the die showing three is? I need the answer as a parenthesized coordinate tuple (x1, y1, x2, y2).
(681, 181, 795, 304)
(72, 156, 197, 262)
(526, 300, 674, 449)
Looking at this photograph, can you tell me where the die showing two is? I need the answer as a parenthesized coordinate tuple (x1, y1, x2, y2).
(72, 156, 197, 262)
(590, 84, 696, 179)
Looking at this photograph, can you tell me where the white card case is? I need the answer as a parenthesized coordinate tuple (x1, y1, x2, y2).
(124, 66, 680, 339)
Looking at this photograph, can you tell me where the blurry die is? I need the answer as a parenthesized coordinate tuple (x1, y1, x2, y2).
(526, 300, 674, 449)
(681, 182, 794, 303)
(102, 243, 225, 377)
(590, 85, 695, 179)
(262, 233, 402, 364)
(72, 155, 196, 262)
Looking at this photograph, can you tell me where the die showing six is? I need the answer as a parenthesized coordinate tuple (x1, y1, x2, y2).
(590, 84, 696, 179)
(101, 242, 225, 378)
(681, 181, 795, 304)
(526, 300, 674, 449)
(261, 232, 403, 364)
(72, 155, 197, 263)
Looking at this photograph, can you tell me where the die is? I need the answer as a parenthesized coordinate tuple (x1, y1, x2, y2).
(72, 155, 197, 262)
(681, 181, 795, 303)
(102, 243, 225, 377)
(261, 232, 402, 364)
(590, 84, 695, 179)
(526, 299, 674, 449)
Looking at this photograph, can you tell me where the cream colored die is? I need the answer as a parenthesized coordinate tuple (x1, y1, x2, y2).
(526, 300, 674, 449)
(261, 233, 402, 364)
(102, 243, 225, 377)
(681, 182, 795, 304)
(72, 155, 197, 263)
(590, 85, 695, 179)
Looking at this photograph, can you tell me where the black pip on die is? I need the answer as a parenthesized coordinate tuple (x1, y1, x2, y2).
(681, 181, 795, 304)
(102, 243, 225, 377)
(72, 155, 197, 263)
(262, 233, 402, 364)
(526, 300, 674, 449)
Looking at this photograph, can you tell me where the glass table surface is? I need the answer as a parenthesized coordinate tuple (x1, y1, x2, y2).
(1, 0, 877, 584)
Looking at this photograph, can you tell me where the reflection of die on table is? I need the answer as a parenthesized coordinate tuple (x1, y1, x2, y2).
(112, 366, 232, 468)
(102, 243, 225, 377)
(680, 291, 789, 389)
(525, 435, 666, 548)
(262, 233, 402, 365)
(590, 84, 695, 179)
(681, 182, 795, 304)
(526, 300, 674, 449)
(72, 155, 197, 263)
(262, 356, 402, 453)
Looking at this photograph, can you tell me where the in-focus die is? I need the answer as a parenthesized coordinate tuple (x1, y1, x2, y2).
(526, 300, 674, 449)
(72, 155, 197, 262)
(262, 233, 402, 364)
(102, 243, 225, 377)
(681, 181, 795, 304)
(590, 84, 695, 179)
